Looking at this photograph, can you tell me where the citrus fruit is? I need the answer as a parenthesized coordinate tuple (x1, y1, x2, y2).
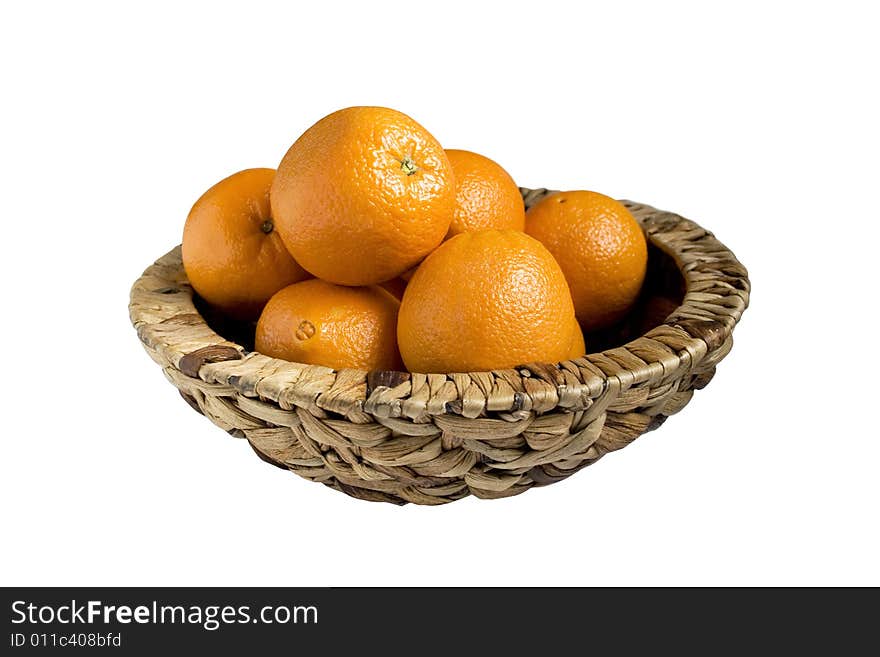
(270, 106, 455, 286)
(445, 149, 525, 237)
(182, 168, 309, 319)
(255, 279, 402, 371)
(567, 319, 586, 359)
(398, 230, 577, 373)
(525, 190, 647, 331)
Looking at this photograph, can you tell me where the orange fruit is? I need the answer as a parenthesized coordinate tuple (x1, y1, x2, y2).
(182, 168, 309, 319)
(398, 230, 576, 373)
(255, 279, 402, 371)
(445, 149, 525, 237)
(567, 319, 586, 359)
(525, 190, 647, 331)
(270, 106, 455, 286)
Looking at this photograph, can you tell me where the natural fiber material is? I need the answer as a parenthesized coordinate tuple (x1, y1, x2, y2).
(129, 190, 750, 505)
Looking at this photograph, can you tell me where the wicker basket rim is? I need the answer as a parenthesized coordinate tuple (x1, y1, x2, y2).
(129, 190, 750, 419)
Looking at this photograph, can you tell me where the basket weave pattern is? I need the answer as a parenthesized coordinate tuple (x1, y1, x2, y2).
(129, 189, 749, 505)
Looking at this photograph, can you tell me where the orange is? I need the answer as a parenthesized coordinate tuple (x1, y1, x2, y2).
(398, 230, 576, 373)
(445, 149, 525, 237)
(270, 106, 455, 286)
(182, 168, 309, 319)
(525, 190, 647, 331)
(255, 279, 402, 371)
(567, 319, 586, 359)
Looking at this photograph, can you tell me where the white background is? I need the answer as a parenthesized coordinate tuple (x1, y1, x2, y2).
(2, 1, 877, 586)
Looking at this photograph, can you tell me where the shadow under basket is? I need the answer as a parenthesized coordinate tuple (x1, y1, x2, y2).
(129, 190, 750, 505)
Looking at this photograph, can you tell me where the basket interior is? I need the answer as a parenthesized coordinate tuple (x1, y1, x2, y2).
(193, 242, 685, 360)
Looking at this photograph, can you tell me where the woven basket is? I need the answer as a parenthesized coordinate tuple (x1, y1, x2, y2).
(129, 189, 749, 505)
